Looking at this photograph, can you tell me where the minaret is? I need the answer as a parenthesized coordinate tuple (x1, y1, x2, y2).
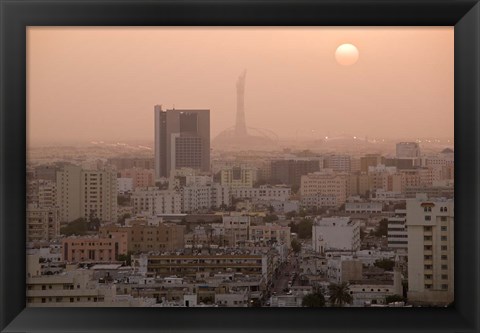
(235, 70, 247, 136)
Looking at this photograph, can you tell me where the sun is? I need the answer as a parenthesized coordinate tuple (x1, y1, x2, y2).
(335, 44, 359, 66)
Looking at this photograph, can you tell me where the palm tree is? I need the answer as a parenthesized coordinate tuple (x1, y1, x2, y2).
(328, 282, 353, 307)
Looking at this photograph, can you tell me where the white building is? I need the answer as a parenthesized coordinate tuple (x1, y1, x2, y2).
(131, 187, 182, 215)
(181, 183, 230, 213)
(406, 195, 454, 306)
(345, 201, 383, 214)
(388, 209, 408, 250)
(231, 185, 291, 201)
(117, 177, 134, 194)
(312, 217, 361, 253)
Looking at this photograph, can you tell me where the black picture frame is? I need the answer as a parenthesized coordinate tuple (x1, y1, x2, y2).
(1, 0, 479, 332)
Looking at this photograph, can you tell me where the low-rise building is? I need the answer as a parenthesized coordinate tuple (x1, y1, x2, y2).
(62, 236, 127, 263)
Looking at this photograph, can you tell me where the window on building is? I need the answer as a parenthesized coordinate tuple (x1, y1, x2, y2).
(441, 226, 447, 231)
(425, 216, 431, 221)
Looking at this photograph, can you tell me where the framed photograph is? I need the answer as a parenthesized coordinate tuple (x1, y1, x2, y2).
(1, 0, 479, 332)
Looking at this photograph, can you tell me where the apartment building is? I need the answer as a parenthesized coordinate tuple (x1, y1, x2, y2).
(406, 195, 454, 305)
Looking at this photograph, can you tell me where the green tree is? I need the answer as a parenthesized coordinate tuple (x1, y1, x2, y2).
(374, 258, 395, 271)
(60, 218, 88, 236)
(297, 219, 313, 239)
(291, 239, 301, 253)
(374, 218, 388, 237)
(264, 214, 279, 222)
(328, 282, 353, 307)
(288, 221, 299, 234)
(385, 294, 405, 304)
(117, 195, 131, 206)
(117, 252, 133, 266)
(302, 292, 326, 307)
(285, 211, 297, 219)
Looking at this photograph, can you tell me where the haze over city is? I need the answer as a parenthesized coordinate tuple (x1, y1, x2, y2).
(27, 27, 453, 147)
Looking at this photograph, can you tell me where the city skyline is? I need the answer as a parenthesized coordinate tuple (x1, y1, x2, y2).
(28, 27, 453, 146)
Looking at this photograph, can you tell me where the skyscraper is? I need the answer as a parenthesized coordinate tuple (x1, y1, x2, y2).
(154, 106, 210, 179)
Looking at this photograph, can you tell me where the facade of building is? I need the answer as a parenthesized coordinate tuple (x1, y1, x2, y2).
(231, 185, 291, 201)
(181, 183, 230, 213)
(26, 205, 60, 242)
(220, 165, 258, 188)
(249, 223, 291, 247)
(312, 217, 361, 252)
(146, 254, 270, 280)
(62, 236, 127, 263)
(120, 168, 155, 190)
(387, 209, 408, 250)
(154, 106, 210, 179)
(131, 188, 182, 215)
(300, 172, 349, 206)
(270, 159, 320, 186)
(26, 268, 155, 307)
(326, 256, 363, 284)
(406, 195, 454, 305)
(213, 215, 251, 247)
(396, 142, 421, 159)
(100, 221, 185, 253)
(323, 154, 351, 173)
(56, 165, 118, 223)
(345, 201, 383, 214)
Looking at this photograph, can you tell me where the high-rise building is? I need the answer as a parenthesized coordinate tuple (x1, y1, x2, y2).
(154, 106, 210, 179)
(56, 165, 118, 223)
(406, 194, 454, 306)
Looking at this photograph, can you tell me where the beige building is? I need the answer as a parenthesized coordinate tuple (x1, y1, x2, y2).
(213, 215, 250, 247)
(406, 195, 454, 305)
(56, 165, 118, 223)
(26, 205, 60, 242)
(249, 223, 291, 247)
(300, 171, 349, 206)
(26, 265, 155, 307)
(220, 165, 258, 188)
(120, 168, 155, 190)
(62, 235, 127, 263)
(147, 253, 270, 279)
(99, 219, 185, 253)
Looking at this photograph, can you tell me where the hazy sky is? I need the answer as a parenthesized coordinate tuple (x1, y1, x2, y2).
(27, 27, 453, 146)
